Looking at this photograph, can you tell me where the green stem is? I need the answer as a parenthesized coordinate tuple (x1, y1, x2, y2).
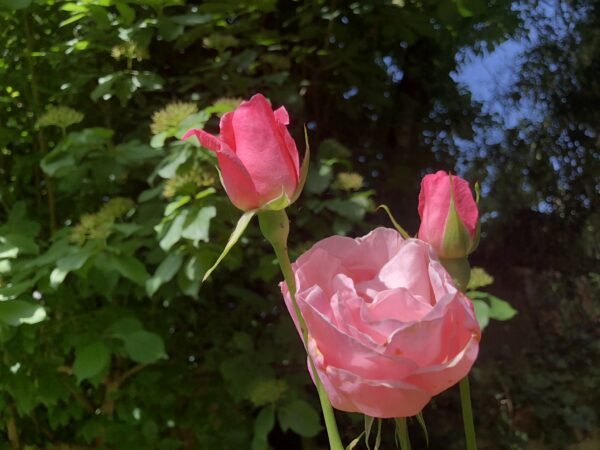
(459, 376, 477, 450)
(258, 210, 344, 450)
(395, 417, 411, 450)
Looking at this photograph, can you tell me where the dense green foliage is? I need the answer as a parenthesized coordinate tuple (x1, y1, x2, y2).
(0, 0, 598, 449)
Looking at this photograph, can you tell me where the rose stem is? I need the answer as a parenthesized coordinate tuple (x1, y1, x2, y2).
(440, 259, 478, 450)
(459, 376, 477, 450)
(258, 209, 344, 450)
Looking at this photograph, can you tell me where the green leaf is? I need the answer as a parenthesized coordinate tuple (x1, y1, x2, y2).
(277, 399, 321, 438)
(202, 211, 255, 282)
(146, 252, 184, 296)
(471, 299, 490, 330)
(115, 2, 135, 24)
(467, 267, 494, 290)
(0, 279, 35, 301)
(306, 164, 333, 194)
(40, 149, 76, 177)
(90, 73, 117, 101)
(107, 317, 143, 337)
(73, 341, 111, 384)
(157, 17, 184, 41)
(0, 234, 38, 257)
(325, 198, 366, 222)
(0, 301, 46, 326)
(165, 195, 191, 217)
(156, 147, 190, 179)
(488, 295, 517, 321)
(0, 0, 31, 9)
(159, 210, 188, 251)
(469, 291, 517, 323)
(182, 206, 216, 245)
(122, 330, 167, 364)
(50, 242, 97, 288)
(150, 131, 167, 148)
(138, 184, 164, 202)
(107, 252, 150, 286)
(251, 406, 275, 450)
(455, 0, 485, 17)
(111, 223, 143, 237)
(170, 13, 212, 25)
(195, 187, 216, 200)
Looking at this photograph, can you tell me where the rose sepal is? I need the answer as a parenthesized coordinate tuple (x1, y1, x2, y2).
(201, 210, 255, 282)
(289, 126, 311, 204)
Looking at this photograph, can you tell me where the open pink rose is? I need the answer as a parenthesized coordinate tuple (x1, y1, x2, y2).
(418, 171, 479, 259)
(280, 228, 480, 418)
(182, 93, 300, 211)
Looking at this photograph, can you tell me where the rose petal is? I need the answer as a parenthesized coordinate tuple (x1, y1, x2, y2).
(215, 147, 260, 211)
(312, 362, 432, 418)
(273, 106, 289, 125)
(218, 112, 236, 151)
(229, 94, 299, 202)
(182, 128, 221, 152)
(299, 293, 418, 380)
(404, 334, 479, 395)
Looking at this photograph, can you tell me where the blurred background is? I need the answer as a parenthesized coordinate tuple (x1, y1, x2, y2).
(0, 0, 598, 449)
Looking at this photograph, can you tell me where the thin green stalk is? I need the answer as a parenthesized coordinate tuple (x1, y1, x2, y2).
(272, 242, 344, 450)
(459, 376, 477, 450)
(259, 210, 344, 450)
(395, 418, 411, 450)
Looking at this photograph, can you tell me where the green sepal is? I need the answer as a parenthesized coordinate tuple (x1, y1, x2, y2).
(442, 189, 474, 259)
(365, 415, 375, 450)
(202, 210, 255, 282)
(262, 188, 291, 211)
(345, 431, 366, 450)
(376, 204, 410, 239)
(290, 126, 311, 204)
(415, 412, 429, 447)
(394, 417, 412, 450)
(374, 418, 382, 450)
(468, 220, 481, 254)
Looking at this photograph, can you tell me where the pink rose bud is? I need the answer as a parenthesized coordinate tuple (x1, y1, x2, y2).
(183, 93, 301, 211)
(418, 171, 479, 259)
(280, 228, 481, 418)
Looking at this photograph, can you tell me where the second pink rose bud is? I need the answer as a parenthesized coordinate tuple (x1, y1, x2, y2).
(418, 171, 480, 260)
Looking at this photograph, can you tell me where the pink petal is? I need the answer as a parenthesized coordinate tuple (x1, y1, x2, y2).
(182, 128, 221, 152)
(299, 292, 418, 380)
(215, 147, 260, 211)
(218, 112, 236, 151)
(404, 335, 479, 395)
(311, 362, 432, 418)
(451, 174, 479, 235)
(273, 106, 289, 125)
(417, 171, 451, 250)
